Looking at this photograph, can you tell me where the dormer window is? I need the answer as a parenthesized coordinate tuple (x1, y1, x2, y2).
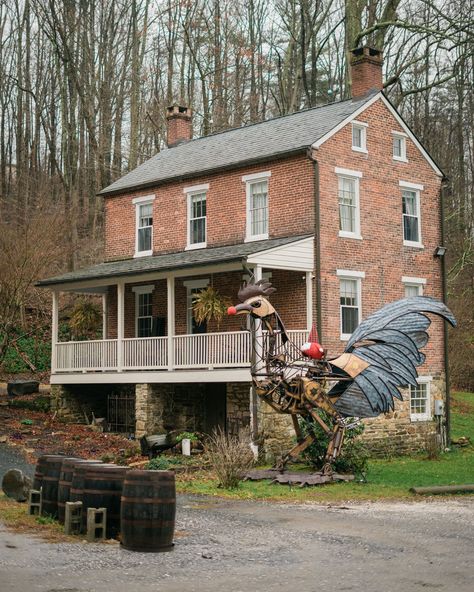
(133, 195, 155, 257)
(184, 183, 209, 250)
(351, 122, 368, 153)
(392, 131, 408, 162)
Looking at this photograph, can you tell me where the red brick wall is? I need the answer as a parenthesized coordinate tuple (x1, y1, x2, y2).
(105, 270, 307, 338)
(104, 154, 314, 261)
(316, 98, 444, 374)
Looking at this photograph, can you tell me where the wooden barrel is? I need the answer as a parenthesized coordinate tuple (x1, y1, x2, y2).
(41, 456, 77, 518)
(33, 454, 65, 491)
(120, 470, 176, 552)
(82, 465, 128, 538)
(69, 463, 112, 532)
(57, 459, 101, 524)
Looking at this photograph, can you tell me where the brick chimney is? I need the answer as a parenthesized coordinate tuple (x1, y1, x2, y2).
(166, 104, 192, 147)
(350, 47, 383, 99)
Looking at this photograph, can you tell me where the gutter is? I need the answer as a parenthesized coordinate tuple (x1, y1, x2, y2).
(440, 180, 451, 446)
(307, 149, 322, 341)
(98, 147, 309, 198)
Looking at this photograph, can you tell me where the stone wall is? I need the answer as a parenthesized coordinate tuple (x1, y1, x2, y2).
(360, 376, 445, 456)
(226, 383, 251, 436)
(257, 397, 295, 464)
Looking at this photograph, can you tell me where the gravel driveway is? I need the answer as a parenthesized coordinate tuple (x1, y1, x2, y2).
(1, 494, 473, 592)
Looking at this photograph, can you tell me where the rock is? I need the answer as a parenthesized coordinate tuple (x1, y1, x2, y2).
(0, 435, 7, 444)
(2, 469, 32, 502)
(7, 380, 40, 397)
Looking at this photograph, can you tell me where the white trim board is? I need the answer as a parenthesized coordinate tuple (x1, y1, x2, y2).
(51, 368, 252, 384)
(311, 92, 443, 178)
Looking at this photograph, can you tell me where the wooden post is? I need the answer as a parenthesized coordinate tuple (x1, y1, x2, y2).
(51, 291, 59, 373)
(305, 271, 313, 331)
(117, 282, 125, 372)
(167, 275, 175, 370)
(102, 292, 108, 339)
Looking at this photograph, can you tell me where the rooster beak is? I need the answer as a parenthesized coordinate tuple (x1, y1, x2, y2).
(227, 303, 252, 316)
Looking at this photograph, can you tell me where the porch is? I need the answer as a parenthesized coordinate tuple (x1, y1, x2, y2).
(40, 235, 314, 383)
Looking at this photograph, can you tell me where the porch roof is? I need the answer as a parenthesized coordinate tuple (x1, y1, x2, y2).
(37, 234, 313, 289)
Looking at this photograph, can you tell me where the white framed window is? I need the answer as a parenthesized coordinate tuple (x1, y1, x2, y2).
(336, 167, 362, 240)
(243, 171, 271, 241)
(184, 184, 208, 250)
(352, 121, 368, 153)
(132, 285, 154, 337)
(183, 278, 209, 334)
(133, 195, 155, 257)
(410, 377, 432, 421)
(337, 270, 364, 340)
(402, 276, 426, 297)
(392, 131, 408, 162)
(401, 181, 423, 248)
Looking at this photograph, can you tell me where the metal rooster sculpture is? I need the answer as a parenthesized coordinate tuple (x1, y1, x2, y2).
(228, 275, 456, 475)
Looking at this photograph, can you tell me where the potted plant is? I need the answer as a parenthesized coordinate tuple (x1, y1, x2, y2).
(192, 286, 231, 330)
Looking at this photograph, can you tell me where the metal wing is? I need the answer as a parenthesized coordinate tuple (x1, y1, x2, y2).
(327, 297, 456, 418)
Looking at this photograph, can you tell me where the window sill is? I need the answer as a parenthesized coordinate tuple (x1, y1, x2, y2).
(340, 334, 351, 341)
(134, 250, 153, 258)
(393, 156, 408, 163)
(185, 243, 207, 251)
(410, 415, 432, 422)
(351, 147, 368, 154)
(403, 241, 424, 249)
(245, 234, 268, 243)
(339, 231, 363, 240)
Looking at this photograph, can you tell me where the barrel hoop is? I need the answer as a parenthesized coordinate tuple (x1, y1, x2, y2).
(83, 489, 122, 496)
(123, 479, 174, 486)
(121, 497, 175, 504)
(120, 518, 175, 527)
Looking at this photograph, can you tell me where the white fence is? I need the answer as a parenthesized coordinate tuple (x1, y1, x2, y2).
(53, 329, 308, 373)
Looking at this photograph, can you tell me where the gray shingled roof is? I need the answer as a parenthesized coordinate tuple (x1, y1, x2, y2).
(100, 94, 375, 196)
(38, 235, 311, 287)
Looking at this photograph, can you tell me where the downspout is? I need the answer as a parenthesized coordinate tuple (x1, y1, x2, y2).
(308, 149, 322, 341)
(440, 180, 451, 446)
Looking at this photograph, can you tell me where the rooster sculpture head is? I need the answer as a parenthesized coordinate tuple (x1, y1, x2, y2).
(227, 279, 277, 320)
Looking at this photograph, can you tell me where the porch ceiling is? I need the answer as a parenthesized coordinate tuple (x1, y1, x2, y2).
(37, 234, 313, 291)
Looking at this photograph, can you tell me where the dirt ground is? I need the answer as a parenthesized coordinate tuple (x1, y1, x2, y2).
(1, 495, 473, 592)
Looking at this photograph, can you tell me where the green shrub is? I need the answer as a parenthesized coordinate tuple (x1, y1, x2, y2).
(299, 412, 369, 479)
(9, 397, 51, 413)
(146, 456, 182, 470)
(175, 431, 199, 443)
(1, 332, 51, 373)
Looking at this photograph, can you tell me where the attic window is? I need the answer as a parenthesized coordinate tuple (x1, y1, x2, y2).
(393, 131, 408, 162)
(352, 122, 368, 153)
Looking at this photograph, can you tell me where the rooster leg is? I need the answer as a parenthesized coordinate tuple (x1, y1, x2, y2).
(321, 421, 346, 475)
(276, 431, 316, 471)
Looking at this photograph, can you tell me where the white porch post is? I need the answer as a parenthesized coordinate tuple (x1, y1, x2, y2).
(102, 292, 108, 339)
(51, 291, 59, 373)
(305, 271, 313, 331)
(167, 275, 175, 370)
(117, 282, 125, 372)
(250, 265, 263, 448)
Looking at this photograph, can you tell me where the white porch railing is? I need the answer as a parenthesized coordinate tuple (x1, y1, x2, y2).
(56, 339, 117, 372)
(53, 329, 309, 373)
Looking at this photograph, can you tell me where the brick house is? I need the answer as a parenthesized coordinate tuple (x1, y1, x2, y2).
(39, 48, 448, 457)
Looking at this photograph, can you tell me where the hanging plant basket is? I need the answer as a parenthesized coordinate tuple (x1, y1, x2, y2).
(192, 286, 231, 330)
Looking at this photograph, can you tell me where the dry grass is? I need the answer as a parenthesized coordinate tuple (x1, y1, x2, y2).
(205, 428, 255, 489)
(0, 494, 76, 542)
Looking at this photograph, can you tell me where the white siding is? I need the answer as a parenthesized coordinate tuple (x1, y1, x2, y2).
(247, 237, 314, 271)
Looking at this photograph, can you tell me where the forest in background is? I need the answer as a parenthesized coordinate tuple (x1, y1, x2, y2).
(0, 0, 472, 387)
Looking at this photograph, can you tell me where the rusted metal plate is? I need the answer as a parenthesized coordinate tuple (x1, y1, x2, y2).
(243, 469, 354, 486)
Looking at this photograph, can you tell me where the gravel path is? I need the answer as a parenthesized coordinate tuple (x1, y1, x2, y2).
(1, 495, 473, 592)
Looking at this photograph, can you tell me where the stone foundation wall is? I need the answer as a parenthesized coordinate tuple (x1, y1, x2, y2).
(135, 383, 205, 438)
(257, 398, 295, 464)
(226, 383, 251, 436)
(360, 376, 445, 456)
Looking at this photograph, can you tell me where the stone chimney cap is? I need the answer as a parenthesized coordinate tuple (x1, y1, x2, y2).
(166, 104, 192, 119)
(350, 46, 383, 63)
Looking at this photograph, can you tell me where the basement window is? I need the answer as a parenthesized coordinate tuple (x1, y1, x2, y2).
(410, 379, 431, 421)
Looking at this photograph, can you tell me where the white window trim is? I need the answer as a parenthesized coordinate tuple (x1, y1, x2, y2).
(244, 172, 271, 242)
(337, 272, 363, 341)
(400, 182, 423, 249)
(134, 195, 155, 258)
(183, 278, 209, 334)
(336, 169, 363, 240)
(402, 276, 426, 296)
(410, 376, 433, 422)
(352, 121, 368, 154)
(185, 185, 208, 250)
(392, 131, 408, 162)
(133, 285, 155, 337)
